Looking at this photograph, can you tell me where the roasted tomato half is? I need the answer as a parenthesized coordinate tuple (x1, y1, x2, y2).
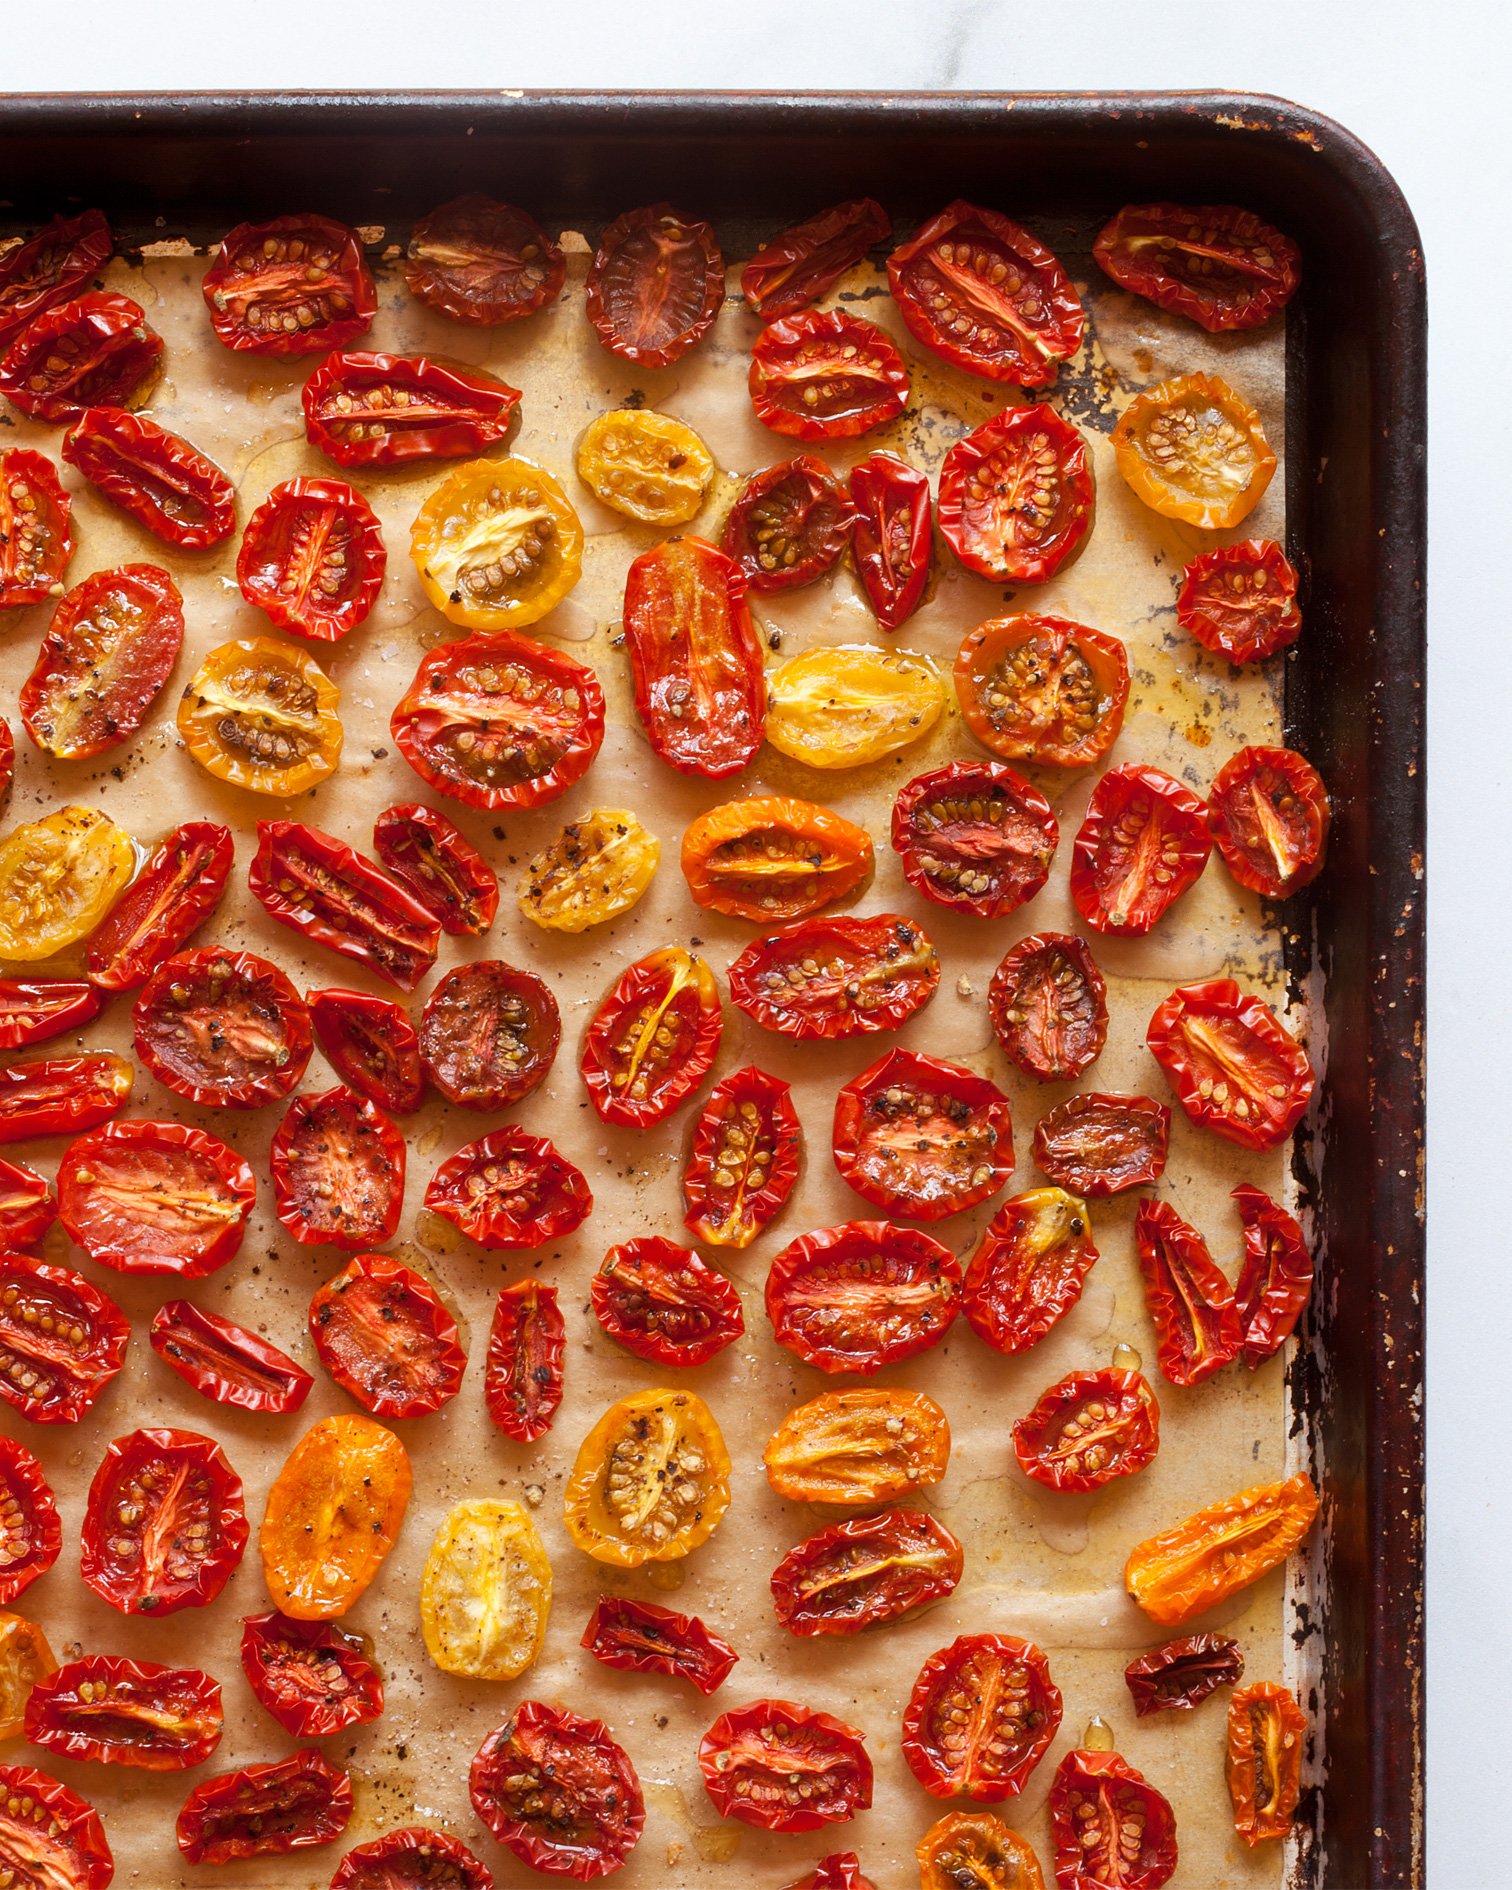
(271, 1087, 406, 1249)
(202, 213, 375, 354)
(135, 947, 312, 1109)
(407, 194, 565, 323)
(0, 1435, 61, 1602)
(564, 1387, 731, 1567)
(0, 1617, 55, 1747)
(1126, 1473, 1320, 1627)
(1177, 538, 1301, 663)
(892, 760, 1057, 919)
(1233, 1183, 1313, 1366)
(241, 1609, 384, 1737)
(471, 1699, 645, 1880)
(1070, 763, 1212, 935)
(485, 1280, 565, 1443)
(373, 802, 497, 935)
(0, 1154, 54, 1250)
(176, 1748, 352, 1865)
(522, 801, 657, 931)
(0, 806, 136, 966)
(1048, 1748, 1178, 1890)
(766, 645, 945, 770)
(26, 1655, 222, 1770)
(332, 1828, 493, 1890)
(0, 447, 72, 607)
(62, 407, 235, 549)
(0, 1760, 113, 1890)
(80, 1425, 247, 1616)
(310, 987, 425, 1114)
(150, 1300, 313, 1414)
(0, 207, 113, 353)
(956, 614, 1130, 769)
(917, 1811, 1047, 1890)
(0, 1251, 129, 1424)
(749, 308, 909, 440)
(766, 1220, 961, 1374)
(237, 476, 385, 640)
(576, 407, 714, 525)
(683, 1065, 802, 1250)
(683, 796, 871, 923)
(904, 1633, 1062, 1800)
(1135, 1197, 1242, 1387)
(699, 1699, 872, 1832)
(410, 456, 583, 633)
(56, 1117, 256, 1277)
(427, 1127, 591, 1250)
(0, 1053, 132, 1142)
(962, 1187, 1097, 1356)
(260, 1414, 412, 1619)
(583, 1594, 739, 1695)
(0, 978, 100, 1048)
(177, 635, 342, 796)
(586, 203, 723, 367)
(1113, 372, 1275, 529)
(309, 1253, 466, 1421)
(989, 931, 1109, 1083)
(591, 1238, 744, 1368)
(939, 404, 1093, 584)
(420, 960, 561, 1110)
(1095, 202, 1301, 332)
(303, 350, 521, 468)
(849, 449, 931, 631)
(0, 291, 161, 421)
(722, 455, 854, 592)
(21, 562, 183, 760)
(1207, 744, 1330, 898)
(421, 1497, 551, 1682)
(1032, 1092, 1170, 1197)
(729, 913, 939, 1041)
(1013, 1367, 1160, 1492)
(772, 1507, 963, 1637)
(580, 946, 721, 1127)
(85, 819, 233, 992)
(1125, 1633, 1244, 1716)
(1227, 1681, 1305, 1845)
(1146, 978, 1314, 1150)
(742, 198, 890, 320)
(832, 1049, 1013, 1221)
(623, 535, 766, 778)
(764, 1387, 951, 1505)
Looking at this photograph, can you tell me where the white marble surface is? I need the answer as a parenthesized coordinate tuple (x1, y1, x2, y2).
(3, 3, 1502, 1882)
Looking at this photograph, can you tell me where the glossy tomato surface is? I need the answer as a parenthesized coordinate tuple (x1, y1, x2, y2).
(580, 947, 721, 1127)
(955, 615, 1130, 768)
(85, 819, 232, 992)
(237, 476, 385, 640)
(1048, 1748, 1178, 1890)
(471, 1699, 645, 1880)
(742, 198, 890, 319)
(0, 1153, 54, 1249)
(989, 931, 1109, 1082)
(1207, 744, 1330, 897)
(310, 987, 425, 1115)
(271, 1087, 406, 1249)
(0, 1251, 129, 1424)
(26, 1655, 223, 1769)
(723, 454, 854, 592)
(576, 407, 714, 524)
(0, 447, 72, 607)
(409, 457, 582, 633)
(0, 807, 136, 967)
(1031, 1092, 1171, 1198)
(203, 213, 375, 354)
(586, 203, 723, 367)
(961, 1188, 1097, 1356)
(1112, 371, 1275, 529)
(62, 407, 235, 549)
(891, 760, 1057, 918)
(683, 1065, 802, 1249)
(1177, 538, 1301, 663)
(764, 1387, 951, 1506)
(485, 1281, 565, 1442)
(304, 350, 520, 467)
(0, 291, 161, 420)
(1232, 1182, 1314, 1366)
(903, 1633, 1062, 1800)
(150, 1300, 313, 1414)
(917, 1810, 1047, 1890)
(135, 948, 312, 1108)
(832, 1048, 1013, 1220)
(939, 404, 1093, 583)
(766, 644, 945, 770)
(1125, 1472, 1319, 1627)
(176, 1748, 352, 1864)
(309, 1252, 466, 1420)
(0, 978, 100, 1048)
(80, 1426, 247, 1616)
(260, 1414, 412, 1619)
(407, 194, 565, 322)
(177, 635, 342, 796)
(1146, 978, 1314, 1150)
(699, 1699, 872, 1832)
(1070, 763, 1212, 935)
(849, 449, 931, 630)
(563, 1387, 731, 1568)
(0, 1052, 132, 1142)
(420, 960, 560, 1109)
(428, 1127, 591, 1251)
(766, 1220, 961, 1374)
(57, 1118, 255, 1277)
(1125, 1633, 1244, 1716)
(0, 207, 113, 353)
(771, 1507, 963, 1637)
(1013, 1367, 1160, 1491)
(241, 1609, 384, 1738)
(21, 562, 183, 760)
(582, 1595, 739, 1695)
(729, 914, 939, 1041)
(1134, 1197, 1242, 1387)
(519, 807, 660, 935)
(591, 1238, 744, 1368)
(1226, 1681, 1305, 1845)
(749, 308, 909, 439)
(332, 1826, 494, 1890)
(0, 1434, 61, 1602)
(373, 802, 497, 935)
(1095, 202, 1300, 332)
(682, 796, 872, 924)
(0, 1760, 113, 1890)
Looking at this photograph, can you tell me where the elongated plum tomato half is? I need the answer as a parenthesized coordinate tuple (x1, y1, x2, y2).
(0, 291, 162, 421)
(260, 1414, 412, 1620)
(175, 1748, 352, 1865)
(1032, 1091, 1171, 1197)
(407, 194, 565, 322)
(202, 213, 375, 354)
(766, 645, 945, 771)
(1134, 1196, 1242, 1387)
(303, 350, 521, 469)
(591, 1237, 744, 1368)
(271, 1086, 406, 1249)
(85, 819, 233, 992)
(150, 1300, 313, 1414)
(61, 407, 235, 549)
(425, 1126, 592, 1250)
(583, 1595, 739, 1696)
(623, 535, 766, 778)
(0, 1434, 62, 1601)
(729, 913, 940, 1041)
(237, 476, 385, 641)
(240, 1609, 383, 1738)
(1146, 977, 1314, 1150)
(309, 987, 425, 1115)
(134, 947, 313, 1109)
(0, 1252, 129, 1423)
(771, 1507, 964, 1637)
(577, 407, 715, 525)
(766, 1220, 961, 1374)
(956, 614, 1130, 768)
(1178, 538, 1301, 663)
(1049, 1748, 1179, 1890)
(962, 1187, 1098, 1356)
(1233, 1182, 1314, 1366)
(683, 1064, 802, 1249)
(309, 1252, 466, 1421)
(1125, 1472, 1319, 1627)
(903, 1633, 1063, 1800)
(1095, 202, 1301, 333)
(1124, 1633, 1244, 1716)
(722, 454, 855, 592)
(938, 403, 1092, 584)
(741, 198, 890, 320)
(420, 1497, 551, 1683)
(0, 448, 72, 607)
(0, 1154, 55, 1249)
(563, 1387, 731, 1567)
(699, 1698, 873, 1832)
(764, 1387, 951, 1506)
(56, 1118, 256, 1277)
(0, 1761, 113, 1890)
(420, 960, 560, 1109)
(0, 806, 136, 966)
(410, 456, 583, 633)
(749, 308, 910, 440)
(485, 1280, 565, 1442)
(0, 1053, 132, 1141)
(1226, 1681, 1306, 1845)
(470, 1699, 645, 1879)
(25, 1655, 223, 1770)
(580, 946, 722, 1128)
(682, 795, 872, 923)
(849, 449, 931, 630)
(0, 206, 113, 353)
(520, 808, 661, 936)
(1012, 1366, 1161, 1491)
(0, 978, 100, 1048)
(989, 930, 1109, 1083)
(332, 1827, 493, 1890)
(586, 202, 723, 367)
(917, 1811, 1047, 1890)
(892, 758, 1057, 918)
(373, 802, 498, 935)
(1112, 371, 1275, 529)
(21, 563, 184, 761)
(1070, 762, 1213, 936)
(177, 634, 342, 796)
(1207, 744, 1330, 898)
(832, 1048, 1013, 1221)
(80, 1425, 248, 1616)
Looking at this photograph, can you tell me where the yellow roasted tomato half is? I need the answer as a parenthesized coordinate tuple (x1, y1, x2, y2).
(577, 408, 715, 525)
(410, 456, 583, 631)
(177, 636, 342, 797)
(420, 1498, 552, 1682)
(564, 1387, 732, 1566)
(766, 645, 945, 769)
(518, 807, 660, 933)
(0, 805, 137, 962)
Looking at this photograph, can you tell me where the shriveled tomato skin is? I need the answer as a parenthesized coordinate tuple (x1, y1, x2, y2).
(989, 931, 1109, 1083)
(766, 1220, 961, 1375)
(742, 198, 890, 320)
(1146, 977, 1314, 1151)
(1094, 202, 1301, 333)
(956, 614, 1130, 770)
(1032, 1092, 1171, 1198)
(1135, 1197, 1242, 1387)
(0, 207, 113, 353)
(62, 407, 235, 549)
(471, 1699, 646, 1880)
(723, 454, 854, 592)
(135, 947, 312, 1109)
(961, 1187, 1098, 1357)
(27, 1655, 223, 1769)
(57, 1117, 256, 1277)
(1125, 1633, 1244, 1716)
(271, 1086, 406, 1249)
(1232, 1183, 1314, 1366)
(771, 1507, 964, 1636)
(902, 1633, 1063, 1800)
(891, 759, 1057, 919)
(310, 987, 425, 1115)
(1070, 763, 1212, 936)
(1177, 538, 1301, 663)
(237, 476, 386, 640)
(591, 1238, 744, 1368)
(421, 960, 560, 1110)
(683, 1065, 802, 1249)
(939, 404, 1094, 585)
(80, 1425, 248, 1616)
(850, 449, 931, 631)
(0, 1251, 129, 1423)
(427, 1128, 591, 1250)
(0, 291, 162, 420)
(373, 802, 498, 935)
(304, 349, 521, 467)
(176, 1748, 353, 1864)
(0, 978, 100, 1048)
(729, 913, 940, 1041)
(85, 820, 233, 992)
(20, 562, 184, 761)
(203, 213, 375, 355)
(699, 1698, 872, 1833)
(333, 1826, 494, 1890)
(240, 1610, 384, 1738)
(1207, 744, 1330, 898)
(582, 1595, 739, 1695)
(832, 1048, 1013, 1221)
(1012, 1367, 1161, 1492)
(749, 309, 910, 440)
(309, 1252, 466, 1421)
(580, 947, 722, 1128)
(0, 1760, 113, 1890)
(407, 193, 565, 324)
(0, 1154, 54, 1249)
(1048, 1748, 1178, 1890)
(150, 1300, 313, 1414)
(485, 1281, 565, 1442)
(1226, 1681, 1305, 1845)
(0, 1434, 61, 1602)
(0, 447, 72, 607)
(586, 203, 723, 368)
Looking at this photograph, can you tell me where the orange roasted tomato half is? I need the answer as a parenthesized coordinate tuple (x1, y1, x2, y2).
(563, 1387, 732, 1566)
(410, 457, 583, 632)
(681, 796, 873, 923)
(1112, 372, 1276, 530)
(177, 637, 342, 796)
(955, 615, 1130, 770)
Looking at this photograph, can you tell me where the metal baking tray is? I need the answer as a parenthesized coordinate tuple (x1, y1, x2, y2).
(0, 89, 1426, 1889)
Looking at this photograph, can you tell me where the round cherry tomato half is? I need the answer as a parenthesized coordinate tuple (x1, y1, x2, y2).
(392, 627, 605, 813)
(134, 947, 312, 1109)
(989, 930, 1109, 1082)
(420, 960, 560, 1110)
(21, 562, 183, 761)
(723, 454, 854, 592)
(766, 1220, 961, 1374)
(591, 1237, 744, 1368)
(57, 1118, 256, 1277)
(85, 819, 233, 992)
(581, 1595, 738, 1696)
(682, 795, 872, 923)
(26, 1655, 222, 1769)
(961, 1187, 1098, 1356)
(903, 1633, 1062, 1800)
(1112, 371, 1275, 529)
(729, 913, 939, 1041)
(576, 407, 714, 525)
(407, 193, 565, 323)
(586, 203, 723, 368)
(177, 635, 343, 796)
(0, 447, 72, 607)
(0, 1761, 113, 1890)
(0, 1154, 54, 1250)
(373, 802, 497, 935)
(0, 207, 113, 353)
(1134, 1196, 1242, 1387)
(764, 1387, 951, 1506)
(303, 350, 521, 468)
(917, 1810, 1047, 1890)
(203, 213, 375, 354)
(849, 449, 931, 631)
(240, 1609, 384, 1739)
(580, 946, 721, 1127)
(80, 1425, 247, 1616)
(1048, 1748, 1178, 1890)
(0, 1251, 129, 1424)
(471, 1699, 645, 1880)
(1233, 1182, 1314, 1367)
(742, 198, 890, 320)
(563, 1387, 731, 1568)
(1177, 538, 1301, 663)
(1206, 743, 1330, 897)
(485, 1281, 565, 1443)
(0, 978, 100, 1048)
(0, 291, 161, 421)
(310, 987, 425, 1115)
(237, 476, 385, 641)
(1146, 978, 1314, 1150)
(1095, 201, 1301, 333)
(1013, 1367, 1161, 1491)
(410, 456, 582, 633)
(888, 200, 1083, 385)
(0, 1052, 132, 1141)
(938, 403, 1093, 585)
(150, 1300, 313, 1414)
(309, 1252, 466, 1421)
(892, 759, 1057, 919)
(62, 406, 235, 549)
(176, 1748, 352, 1865)
(1070, 763, 1212, 935)
(333, 1827, 494, 1890)
(699, 1699, 872, 1832)
(260, 1414, 412, 1620)
(0, 1434, 61, 1603)
(1032, 1091, 1171, 1197)
(426, 1127, 592, 1250)
(955, 614, 1130, 769)
(271, 1087, 406, 1249)
(749, 308, 909, 439)
(832, 1048, 1013, 1221)
(771, 1506, 963, 1637)
(683, 1064, 802, 1250)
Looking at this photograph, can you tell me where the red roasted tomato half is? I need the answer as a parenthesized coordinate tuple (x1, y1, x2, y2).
(310, 1252, 467, 1421)
(961, 1187, 1098, 1357)
(729, 914, 939, 1041)
(406, 193, 566, 323)
(582, 1595, 739, 1696)
(176, 1748, 352, 1865)
(585, 203, 723, 368)
(699, 1699, 872, 1833)
(26, 1655, 223, 1770)
(1206, 743, 1330, 898)
(1070, 763, 1213, 936)
(80, 1425, 248, 1617)
(683, 1065, 802, 1250)
(1233, 1181, 1314, 1367)
(771, 1507, 964, 1637)
(309, 987, 426, 1115)
(1094, 202, 1301, 333)
(135, 948, 312, 1108)
(241, 1609, 384, 1738)
(741, 198, 890, 320)
(0, 291, 162, 421)
(85, 820, 233, 992)
(471, 1699, 646, 1879)
(237, 476, 386, 640)
(902, 1632, 1063, 1800)
(150, 1300, 313, 1415)
(1177, 538, 1302, 664)
(849, 449, 931, 631)
(332, 1827, 494, 1890)
(303, 350, 521, 468)
(0, 447, 73, 607)
(892, 759, 1058, 919)
(21, 561, 184, 761)
(591, 1237, 744, 1368)
(580, 947, 722, 1128)
(0, 979, 101, 1049)
(271, 1087, 406, 1249)
(0, 206, 113, 354)
(1012, 1367, 1161, 1491)
(56, 1118, 256, 1277)
(426, 1127, 592, 1250)
(0, 1251, 130, 1424)
(62, 407, 235, 549)
(989, 931, 1109, 1083)
(485, 1281, 565, 1443)
(938, 403, 1093, 584)
(1146, 978, 1314, 1150)
(373, 802, 498, 935)
(0, 1433, 62, 1602)
(766, 1220, 961, 1374)
(1048, 1747, 1179, 1890)
(832, 1048, 1013, 1221)
(1031, 1091, 1171, 1198)
(722, 455, 854, 592)
(0, 1054, 133, 1144)
(1134, 1196, 1242, 1387)
(0, 1154, 55, 1249)
(202, 213, 376, 355)
(0, 1761, 113, 1890)
(421, 960, 561, 1110)
(749, 308, 909, 440)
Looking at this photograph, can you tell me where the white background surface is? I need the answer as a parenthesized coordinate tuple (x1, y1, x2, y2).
(2, 2, 1496, 1882)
